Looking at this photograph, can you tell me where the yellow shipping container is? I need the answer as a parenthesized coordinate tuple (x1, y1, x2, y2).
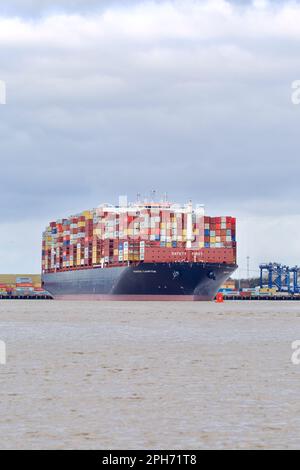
(222, 280, 235, 290)
(260, 287, 277, 294)
(82, 210, 93, 219)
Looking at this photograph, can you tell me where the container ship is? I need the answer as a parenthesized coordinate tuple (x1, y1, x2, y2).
(42, 197, 237, 300)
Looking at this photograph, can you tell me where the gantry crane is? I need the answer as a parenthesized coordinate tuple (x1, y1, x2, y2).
(259, 263, 300, 294)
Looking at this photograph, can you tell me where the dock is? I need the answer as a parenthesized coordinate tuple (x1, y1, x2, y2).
(223, 294, 300, 301)
(0, 294, 53, 300)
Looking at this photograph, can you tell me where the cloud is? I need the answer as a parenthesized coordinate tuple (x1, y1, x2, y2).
(0, 0, 141, 18)
(0, 0, 300, 272)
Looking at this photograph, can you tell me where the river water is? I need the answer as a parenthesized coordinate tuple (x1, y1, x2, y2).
(0, 300, 300, 449)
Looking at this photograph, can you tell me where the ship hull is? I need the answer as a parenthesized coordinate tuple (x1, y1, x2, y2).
(42, 262, 237, 301)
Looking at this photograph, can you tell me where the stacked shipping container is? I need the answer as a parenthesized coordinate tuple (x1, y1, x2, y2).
(0, 275, 47, 296)
(42, 200, 236, 273)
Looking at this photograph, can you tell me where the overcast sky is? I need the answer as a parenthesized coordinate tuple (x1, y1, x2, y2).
(0, 0, 300, 275)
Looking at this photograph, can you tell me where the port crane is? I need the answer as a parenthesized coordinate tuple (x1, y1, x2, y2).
(289, 266, 300, 294)
(259, 263, 300, 294)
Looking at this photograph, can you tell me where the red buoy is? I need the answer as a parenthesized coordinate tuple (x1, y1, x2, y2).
(215, 292, 224, 303)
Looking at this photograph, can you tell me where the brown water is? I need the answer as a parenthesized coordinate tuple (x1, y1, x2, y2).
(0, 300, 300, 449)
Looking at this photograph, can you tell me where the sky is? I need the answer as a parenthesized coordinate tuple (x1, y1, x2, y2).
(0, 0, 300, 275)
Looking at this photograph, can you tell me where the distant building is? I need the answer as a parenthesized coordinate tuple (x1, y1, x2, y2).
(0, 274, 41, 286)
(221, 279, 236, 290)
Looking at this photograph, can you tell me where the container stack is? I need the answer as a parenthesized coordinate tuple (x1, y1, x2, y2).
(16, 277, 34, 294)
(42, 200, 236, 272)
(203, 216, 236, 249)
(0, 284, 7, 295)
(0, 275, 48, 297)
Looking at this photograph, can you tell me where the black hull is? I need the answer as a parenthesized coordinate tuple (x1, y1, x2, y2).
(42, 262, 237, 301)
